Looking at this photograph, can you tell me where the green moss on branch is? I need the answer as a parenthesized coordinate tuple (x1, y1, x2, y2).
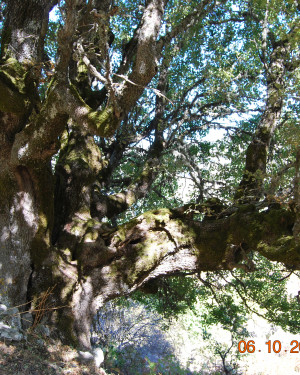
(0, 58, 28, 114)
(69, 84, 121, 137)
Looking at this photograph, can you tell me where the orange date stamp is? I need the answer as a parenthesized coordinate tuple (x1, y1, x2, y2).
(238, 340, 300, 354)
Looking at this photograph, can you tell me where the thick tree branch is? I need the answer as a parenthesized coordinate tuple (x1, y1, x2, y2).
(74, 204, 299, 315)
(114, 0, 168, 113)
(51, 0, 168, 139)
(56, 0, 81, 80)
(1, 0, 58, 63)
(234, 6, 299, 201)
(10, 82, 68, 164)
(0, 59, 29, 115)
(235, 32, 296, 200)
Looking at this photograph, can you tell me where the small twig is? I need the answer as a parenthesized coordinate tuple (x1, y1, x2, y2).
(114, 73, 174, 105)
(275, 270, 294, 282)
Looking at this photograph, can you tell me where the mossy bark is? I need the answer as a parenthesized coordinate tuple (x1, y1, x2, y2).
(1, 0, 299, 353)
(235, 40, 289, 201)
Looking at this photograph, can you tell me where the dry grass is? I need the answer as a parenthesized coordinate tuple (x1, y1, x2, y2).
(0, 334, 107, 375)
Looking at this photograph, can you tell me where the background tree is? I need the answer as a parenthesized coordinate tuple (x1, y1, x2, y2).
(0, 0, 299, 351)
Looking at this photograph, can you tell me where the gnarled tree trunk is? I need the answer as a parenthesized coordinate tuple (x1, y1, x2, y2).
(0, 0, 299, 351)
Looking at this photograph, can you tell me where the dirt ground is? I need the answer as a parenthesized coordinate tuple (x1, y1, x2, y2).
(0, 333, 107, 375)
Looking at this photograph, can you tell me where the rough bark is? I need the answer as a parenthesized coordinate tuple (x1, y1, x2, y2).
(235, 18, 299, 201)
(0, 0, 58, 308)
(1, 0, 58, 63)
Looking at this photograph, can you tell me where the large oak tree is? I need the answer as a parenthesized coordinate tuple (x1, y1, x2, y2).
(0, 0, 299, 350)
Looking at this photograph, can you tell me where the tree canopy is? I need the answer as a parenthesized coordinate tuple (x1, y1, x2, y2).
(0, 0, 299, 350)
